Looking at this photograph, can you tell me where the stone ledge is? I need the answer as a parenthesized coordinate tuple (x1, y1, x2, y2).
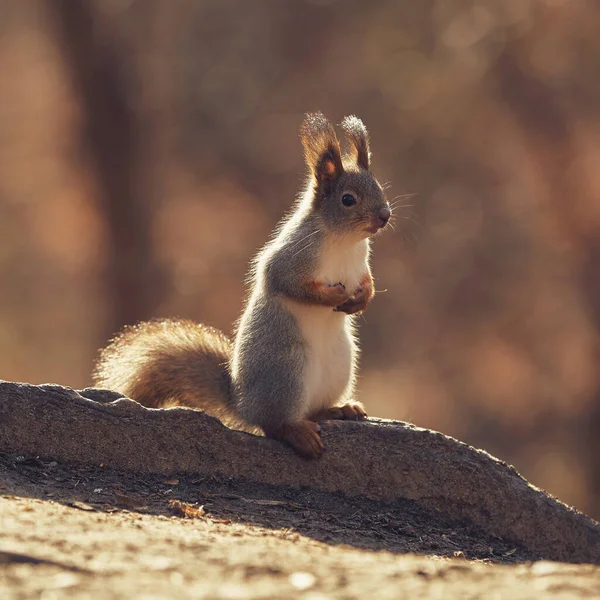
(0, 380, 598, 564)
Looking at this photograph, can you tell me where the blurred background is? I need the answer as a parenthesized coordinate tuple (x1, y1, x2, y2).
(1, 0, 599, 519)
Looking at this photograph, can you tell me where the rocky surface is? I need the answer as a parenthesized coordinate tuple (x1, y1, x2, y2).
(0, 380, 598, 565)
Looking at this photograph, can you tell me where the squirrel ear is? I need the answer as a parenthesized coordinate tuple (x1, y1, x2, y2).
(299, 112, 344, 194)
(340, 115, 371, 171)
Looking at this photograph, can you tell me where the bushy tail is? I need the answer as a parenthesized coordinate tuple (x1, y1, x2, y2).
(93, 318, 239, 426)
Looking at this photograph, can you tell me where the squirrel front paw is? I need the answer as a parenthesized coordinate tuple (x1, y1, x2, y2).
(300, 280, 350, 307)
(334, 285, 370, 315)
(326, 282, 350, 306)
(334, 274, 374, 314)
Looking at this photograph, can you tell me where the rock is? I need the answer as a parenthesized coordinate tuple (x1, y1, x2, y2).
(0, 380, 598, 564)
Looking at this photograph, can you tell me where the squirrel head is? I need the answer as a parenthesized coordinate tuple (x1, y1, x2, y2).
(299, 112, 390, 238)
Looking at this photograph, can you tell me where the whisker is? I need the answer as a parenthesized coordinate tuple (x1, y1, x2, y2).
(390, 193, 417, 202)
(288, 228, 322, 251)
(291, 239, 318, 258)
(390, 210, 419, 222)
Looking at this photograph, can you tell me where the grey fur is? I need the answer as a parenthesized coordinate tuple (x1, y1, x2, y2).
(232, 294, 306, 431)
(231, 209, 325, 431)
(93, 112, 390, 453)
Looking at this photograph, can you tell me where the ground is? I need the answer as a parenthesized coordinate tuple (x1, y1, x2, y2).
(1, 452, 599, 599)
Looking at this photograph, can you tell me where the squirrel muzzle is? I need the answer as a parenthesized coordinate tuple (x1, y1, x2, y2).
(365, 205, 391, 235)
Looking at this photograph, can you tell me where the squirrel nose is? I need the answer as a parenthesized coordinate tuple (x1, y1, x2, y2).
(377, 206, 391, 227)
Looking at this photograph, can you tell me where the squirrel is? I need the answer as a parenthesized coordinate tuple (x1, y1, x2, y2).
(93, 112, 391, 458)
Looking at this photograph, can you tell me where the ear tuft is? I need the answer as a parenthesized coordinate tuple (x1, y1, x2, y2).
(340, 115, 371, 171)
(299, 112, 343, 189)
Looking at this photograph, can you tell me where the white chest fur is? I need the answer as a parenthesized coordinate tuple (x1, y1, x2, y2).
(282, 237, 369, 415)
(316, 237, 370, 293)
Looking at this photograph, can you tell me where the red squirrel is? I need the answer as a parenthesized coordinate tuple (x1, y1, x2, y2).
(94, 112, 391, 458)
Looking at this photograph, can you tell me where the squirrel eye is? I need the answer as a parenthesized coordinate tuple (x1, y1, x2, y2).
(341, 193, 356, 207)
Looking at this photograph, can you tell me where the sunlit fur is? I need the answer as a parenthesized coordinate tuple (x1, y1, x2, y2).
(231, 185, 373, 429)
(231, 113, 388, 431)
(93, 319, 250, 430)
(94, 112, 389, 438)
(340, 115, 371, 170)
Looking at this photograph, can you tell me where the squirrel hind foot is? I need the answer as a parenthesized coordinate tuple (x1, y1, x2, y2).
(266, 420, 324, 459)
(309, 403, 368, 422)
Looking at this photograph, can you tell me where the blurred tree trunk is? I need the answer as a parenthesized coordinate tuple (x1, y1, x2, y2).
(495, 43, 600, 519)
(50, 0, 163, 338)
